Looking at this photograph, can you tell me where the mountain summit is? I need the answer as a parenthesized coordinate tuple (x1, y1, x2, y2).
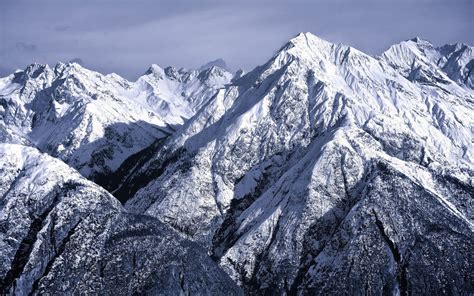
(0, 32, 472, 295)
(0, 61, 233, 181)
(119, 32, 473, 294)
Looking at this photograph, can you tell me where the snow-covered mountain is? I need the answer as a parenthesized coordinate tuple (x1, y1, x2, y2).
(382, 37, 473, 89)
(0, 143, 241, 295)
(113, 33, 473, 294)
(0, 62, 232, 180)
(0, 32, 472, 295)
(137, 64, 233, 124)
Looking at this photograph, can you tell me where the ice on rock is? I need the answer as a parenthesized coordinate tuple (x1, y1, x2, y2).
(118, 32, 473, 294)
(0, 61, 233, 181)
(0, 32, 472, 295)
(0, 144, 241, 295)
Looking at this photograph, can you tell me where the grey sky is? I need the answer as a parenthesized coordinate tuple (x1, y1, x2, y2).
(1, 0, 472, 79)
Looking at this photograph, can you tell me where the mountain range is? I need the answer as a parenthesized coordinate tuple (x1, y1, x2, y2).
(0, 33, 472, 295)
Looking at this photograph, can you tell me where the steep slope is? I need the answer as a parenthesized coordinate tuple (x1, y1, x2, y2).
(0, 144, 241, 295)
(135, 64, 233, 125)
(117, 33, 473, 294)
(382, 37, 474, 89)
(0, 62, 232, 181)
(0, 63, 168, 179)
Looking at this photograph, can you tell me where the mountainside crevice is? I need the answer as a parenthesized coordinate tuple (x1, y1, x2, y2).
(0, 182, 80, 294)
(0, 32, 472, 295)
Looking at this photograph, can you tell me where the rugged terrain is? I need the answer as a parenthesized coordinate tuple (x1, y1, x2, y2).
(120, 33, 474, 294)
(0, 144, 241, 295)
(0, 62, 232, 180)
(0, 33, 473, 295)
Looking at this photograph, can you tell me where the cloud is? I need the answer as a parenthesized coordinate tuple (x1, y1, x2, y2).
(15, 42, 37, 52)
(53, 25, 71, 32)
(1, 0, 472, 79)
(68, 57, 84, 65)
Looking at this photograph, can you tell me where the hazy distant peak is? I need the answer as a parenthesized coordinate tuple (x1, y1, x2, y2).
(409, 36, 432, 44)
(199, 58, 230, 72)
(144, 64, 164, 75)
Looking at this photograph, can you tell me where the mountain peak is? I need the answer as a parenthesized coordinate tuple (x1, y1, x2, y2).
(199, 58, 230, 72)
(53, 61, 88, 77)
(410, 36, 425, 43)
(164, 66, 191, 82)
(407, 37, 434, 47)
(276, 32, 337, 60)
(1, 30, 472, 296)
(144, 64, 164, 76)
(291, 32, 320, 41)
(197, 65, 232, 85)
(24, 63, 50, 77)
(438, 42, 471, 56)
(286, 32, 332, 48)
(12, 63, 52, 84)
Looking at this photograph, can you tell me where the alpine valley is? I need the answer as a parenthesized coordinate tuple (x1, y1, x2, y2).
(0, 33, 472, 295)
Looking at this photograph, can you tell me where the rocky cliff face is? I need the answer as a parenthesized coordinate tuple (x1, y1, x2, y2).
(0, 32, 472, 295)
(0, 62, 232, 180)
(118, 33, 473, 294)
(0, 144, 241, 295)
(382, 37, 474, 89)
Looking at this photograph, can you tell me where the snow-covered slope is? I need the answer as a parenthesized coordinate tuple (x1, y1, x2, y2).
(1, 32, 472, 294)
(0, 144, 241, 295)
(382, 37, 474, 89)
(116, 33, 473, 294)
(135, 64, 233, 125)
(0, 62, 232, 180)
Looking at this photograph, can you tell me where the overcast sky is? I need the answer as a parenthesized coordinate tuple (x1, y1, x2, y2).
(1, 0, 472, 79)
